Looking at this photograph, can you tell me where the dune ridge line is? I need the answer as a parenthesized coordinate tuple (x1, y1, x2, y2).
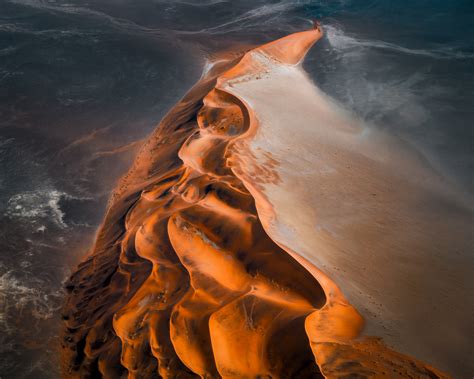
(61, 25, 449, 378)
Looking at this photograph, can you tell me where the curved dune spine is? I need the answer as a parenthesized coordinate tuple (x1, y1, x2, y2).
(61, 25, 449, 379)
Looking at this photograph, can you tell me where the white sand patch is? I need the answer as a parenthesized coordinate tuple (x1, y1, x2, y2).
(220, 38, 473, 377)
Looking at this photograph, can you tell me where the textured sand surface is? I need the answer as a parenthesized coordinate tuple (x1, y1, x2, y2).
(61, 26, 467, 378)
(219, 27, 473, 378)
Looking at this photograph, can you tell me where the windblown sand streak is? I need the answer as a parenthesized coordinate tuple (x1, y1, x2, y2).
(61, 26, 456, 378)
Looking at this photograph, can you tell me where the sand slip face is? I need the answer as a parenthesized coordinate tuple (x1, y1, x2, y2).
(61, 26, 470, 378)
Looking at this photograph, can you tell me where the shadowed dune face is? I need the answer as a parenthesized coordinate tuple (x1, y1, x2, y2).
(61, 55, 326, 378)
(62, 27, 454, 378)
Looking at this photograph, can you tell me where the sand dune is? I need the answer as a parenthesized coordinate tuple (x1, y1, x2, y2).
(61, 25, 467, 378)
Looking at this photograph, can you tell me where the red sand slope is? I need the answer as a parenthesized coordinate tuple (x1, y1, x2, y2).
(61, 25, 449, 378)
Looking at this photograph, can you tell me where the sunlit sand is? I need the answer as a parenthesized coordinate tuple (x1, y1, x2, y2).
(62, 25, 471, 378)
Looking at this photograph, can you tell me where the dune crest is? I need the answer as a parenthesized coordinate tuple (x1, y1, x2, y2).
(62, 26, 450, 378)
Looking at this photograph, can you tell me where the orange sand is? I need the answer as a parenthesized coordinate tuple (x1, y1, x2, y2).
(61, 25, 450, 378)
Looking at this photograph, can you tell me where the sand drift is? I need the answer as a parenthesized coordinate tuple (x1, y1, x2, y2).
(61, 26, 472, 378)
